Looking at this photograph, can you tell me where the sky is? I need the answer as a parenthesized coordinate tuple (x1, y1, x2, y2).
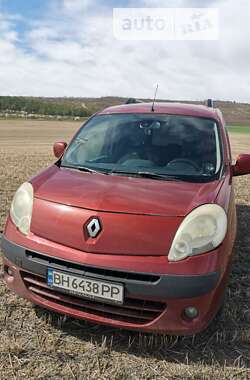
(0, 0, 249, 101)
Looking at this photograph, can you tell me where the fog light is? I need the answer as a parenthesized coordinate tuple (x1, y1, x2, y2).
(184, 306, 199, 320)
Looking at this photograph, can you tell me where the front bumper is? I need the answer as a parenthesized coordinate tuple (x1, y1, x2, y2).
(1, 235, 224, 335)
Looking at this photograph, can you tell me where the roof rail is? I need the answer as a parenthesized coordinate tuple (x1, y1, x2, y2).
(207, 99, 214, 108)
(125, 98, 143, 104)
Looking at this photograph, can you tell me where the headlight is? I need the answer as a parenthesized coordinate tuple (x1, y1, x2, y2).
(10, 182, 34, 235)
(168, 204, 227, 262)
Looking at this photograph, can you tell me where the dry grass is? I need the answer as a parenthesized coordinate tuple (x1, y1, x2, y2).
(0, 120, 249, 379)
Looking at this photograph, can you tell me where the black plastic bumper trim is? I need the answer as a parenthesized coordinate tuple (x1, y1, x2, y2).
(1, 236, 220, 299)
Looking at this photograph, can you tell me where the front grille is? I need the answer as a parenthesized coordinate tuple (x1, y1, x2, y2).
(26, 250, 160, 283)
(21, 271, 166, 325)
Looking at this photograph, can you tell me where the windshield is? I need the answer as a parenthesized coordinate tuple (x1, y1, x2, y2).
(61, 114, 222, 182)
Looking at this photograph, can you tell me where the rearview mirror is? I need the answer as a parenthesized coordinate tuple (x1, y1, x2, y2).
(233, 154, 250, 176)
(53, 141, 67, 158)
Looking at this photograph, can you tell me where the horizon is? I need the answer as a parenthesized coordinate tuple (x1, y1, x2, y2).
(0, 95, 249, 105)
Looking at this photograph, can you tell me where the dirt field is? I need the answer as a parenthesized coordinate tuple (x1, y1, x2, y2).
(0, 120, 249, 379)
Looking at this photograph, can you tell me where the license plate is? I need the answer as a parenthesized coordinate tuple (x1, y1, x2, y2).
(47, 268, 124, 304)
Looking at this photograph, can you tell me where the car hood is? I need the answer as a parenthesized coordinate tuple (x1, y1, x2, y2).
(31, 165, 223, 217)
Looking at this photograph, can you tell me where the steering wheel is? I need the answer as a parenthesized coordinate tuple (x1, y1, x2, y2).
(167, 158, 200, 171)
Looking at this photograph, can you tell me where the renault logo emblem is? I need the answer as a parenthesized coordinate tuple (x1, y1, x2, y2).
(86, 217, 102, 238)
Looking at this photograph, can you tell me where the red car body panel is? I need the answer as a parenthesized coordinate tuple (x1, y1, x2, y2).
(4, 215, 228, 276)
(98, 103, 220, 120)
(1, 102, 239, 334)
(28, 165, 224, 256)
(32, 165, 223, 217)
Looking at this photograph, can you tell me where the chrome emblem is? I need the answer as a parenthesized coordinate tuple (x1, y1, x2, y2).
(86, 218, 102, 238)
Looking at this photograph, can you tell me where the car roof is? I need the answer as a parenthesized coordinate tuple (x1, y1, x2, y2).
(98, 102, 221, 120)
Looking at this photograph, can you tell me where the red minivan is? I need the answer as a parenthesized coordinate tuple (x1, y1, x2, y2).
(2, 101, 250, 335)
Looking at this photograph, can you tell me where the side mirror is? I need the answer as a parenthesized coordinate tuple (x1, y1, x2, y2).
(233, 154, 250, 176)
(53, 141, 67, 158)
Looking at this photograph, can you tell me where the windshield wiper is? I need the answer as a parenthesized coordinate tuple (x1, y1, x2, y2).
(61, 164, 106, 175)
(138, 171, 182, 180)
(110, 170, 181, 181)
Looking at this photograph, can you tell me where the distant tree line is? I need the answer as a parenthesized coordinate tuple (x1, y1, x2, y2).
(0, 96, 93, 117)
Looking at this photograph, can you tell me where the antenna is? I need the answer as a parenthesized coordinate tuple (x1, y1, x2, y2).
(151, 84, 159, 112)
